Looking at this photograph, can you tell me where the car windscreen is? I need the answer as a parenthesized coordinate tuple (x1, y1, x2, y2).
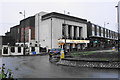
(50, 48, 62, 52)
(50, 49, 55, 52)
(56, 49, 61, 51)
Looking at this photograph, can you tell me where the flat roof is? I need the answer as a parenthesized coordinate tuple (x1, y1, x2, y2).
(42, 12, 87, 24)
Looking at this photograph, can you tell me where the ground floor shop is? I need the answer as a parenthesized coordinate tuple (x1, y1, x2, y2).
(88, 37, 118, 49)
(58, 39, 90, 52)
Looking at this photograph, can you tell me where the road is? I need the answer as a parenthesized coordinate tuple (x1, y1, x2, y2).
(0, 55, 119, 78)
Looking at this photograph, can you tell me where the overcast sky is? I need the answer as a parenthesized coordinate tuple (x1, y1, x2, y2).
(0, 0, 120, 36)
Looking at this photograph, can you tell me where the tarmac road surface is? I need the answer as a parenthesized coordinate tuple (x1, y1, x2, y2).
(0, 55, 119, 78)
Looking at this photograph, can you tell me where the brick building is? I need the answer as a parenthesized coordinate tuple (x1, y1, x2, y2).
(1, 11, 119, 53)
(5, 16, 35, 46)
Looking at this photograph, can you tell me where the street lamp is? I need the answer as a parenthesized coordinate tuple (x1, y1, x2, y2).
(63, 11, 70, 55)
(19, 10, 26, 55)
(115, 5, 120, 52)
(104, 22, 109, 28)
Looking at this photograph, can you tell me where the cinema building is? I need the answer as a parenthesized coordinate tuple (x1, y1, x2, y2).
(1, 11, 118, 55)
(35, 12, 89, 52)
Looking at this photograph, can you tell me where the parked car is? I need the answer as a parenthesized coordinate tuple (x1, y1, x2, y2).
(49, 48, 63, 55)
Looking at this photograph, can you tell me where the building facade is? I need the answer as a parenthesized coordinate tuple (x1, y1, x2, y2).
(20, 16, 35, 42)
(35, 12, 88, 52)
(87, 22, 118, 49)
(5, 16, 35, 45)
(0, 36, 14, 55)
(1, 11, 119, 55)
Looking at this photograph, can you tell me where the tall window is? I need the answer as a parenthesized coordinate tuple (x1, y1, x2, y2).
(79, 27, 81, 38)
(3, 47, 8, 54)
(68, 25, 70, 38)
(62, 24, 65, 38)
(68, 25, 72, 39)
(105, 29, 106, 38)
(18, 47, 21, 53)
(116, 33, 118, 39)
(92, 24, 95, 36)
(109, 30, 111, 38)
(74, 26, 77, 39)
(11, 47, 15, 53)
(97, 26, 99, 36)
(101, 28, 103, 37)
(113, 32, 115, 39)
(111, 31, 113, 38)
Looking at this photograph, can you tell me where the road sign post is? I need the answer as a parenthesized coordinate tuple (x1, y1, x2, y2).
(60, 49, 64, 59)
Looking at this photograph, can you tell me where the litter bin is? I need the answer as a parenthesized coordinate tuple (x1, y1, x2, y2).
(33, 51, 36, 55)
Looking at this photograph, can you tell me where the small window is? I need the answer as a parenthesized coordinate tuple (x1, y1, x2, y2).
(11, 47, 15, 53)
(21, 44, 23, 46)
(35, 44, 37, 47)
(18, 47, 21, 53)
(3, 47, 8, 54)
(31, 47, 35, 52)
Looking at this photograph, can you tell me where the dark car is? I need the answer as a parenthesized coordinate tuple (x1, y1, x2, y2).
(49, 48, 64, 61)
(49, 48, 63, 55)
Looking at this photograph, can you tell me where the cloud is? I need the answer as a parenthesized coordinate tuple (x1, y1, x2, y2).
(0, 0, 119, 3)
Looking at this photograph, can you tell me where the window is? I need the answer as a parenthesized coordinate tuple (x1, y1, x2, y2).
(109, 30, 111, 38)
(101, 28, 103, 37)
(92, 31, 95, 36)
(35, 44, 37, 47)
(31, 47, 35, 52)
(79, 27, 81, 37)
(18, 47, 21, 53)
(68, 25, 70, 38)
(3, 47, 8, 54)
(97, 26, 99, 36)
(92, 24, 94, 31)
(92, 24, 95, 36)
(111, 32, 113, 38)
(11, 47, 15, 53)
(21, 44, 23, 47)
(105, 29, 106, 38)
(108, 30, 109, 38)
(62, 24, 65, 38)
(74, 26, 77, 39)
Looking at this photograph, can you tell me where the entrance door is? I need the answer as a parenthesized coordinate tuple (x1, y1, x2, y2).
(3, 47, 8, 54)
(75, 44, 78, 51)
(70, 44, 73, 52)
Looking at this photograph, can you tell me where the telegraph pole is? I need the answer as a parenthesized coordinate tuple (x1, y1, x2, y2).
(19, 10, 26, 55)
(23, 10, 25, 55)
(64, 11, 67, 55)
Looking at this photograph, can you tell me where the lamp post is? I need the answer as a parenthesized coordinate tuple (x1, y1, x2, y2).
(63, 11, 70, 55)
(104, 22, 109, 28)
(19, 10, 26, 55)
(115, 5, 120, 53)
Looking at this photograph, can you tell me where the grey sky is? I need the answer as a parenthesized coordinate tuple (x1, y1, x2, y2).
(0, 0, 119, 35)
